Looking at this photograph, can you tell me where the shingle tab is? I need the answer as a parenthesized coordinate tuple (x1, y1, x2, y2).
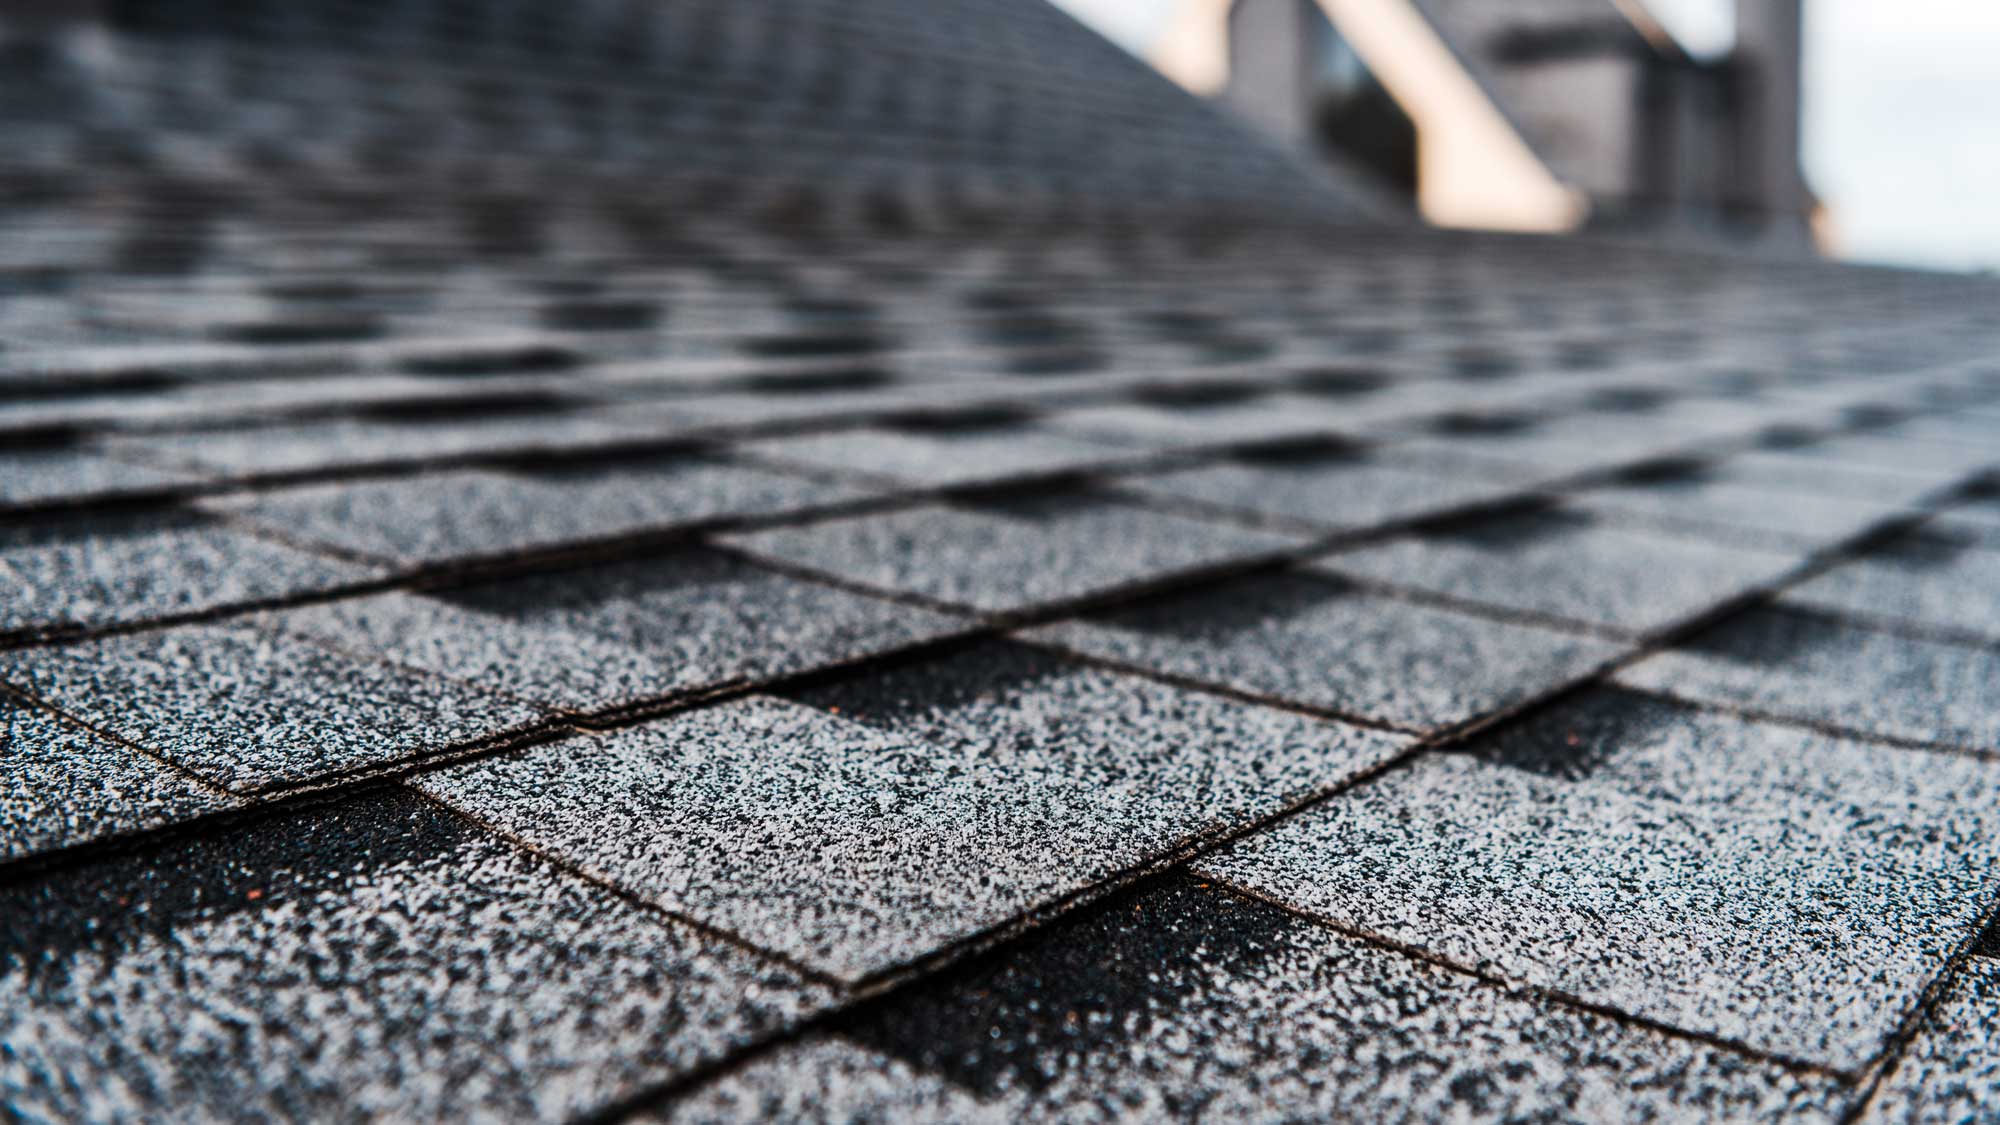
(1197, 691, 2000, 1070)
(1121, 444, 1546, 532)
(1946, 493, 2000, 532)
(266, 548, 967, 715)
(1779, 525, 2000, 644)
(417, 642, 1407, 981)
(0, 446, 207, 509)
(1317, 506, 1802, 636)
(0, 509, 375, 637)
(0, 791, 832, 1122)
(1865, 956, 2000, 1124)
(722, 492, 1301, 614)
(1577, 470, 1914, 550)
(1388, 408, 1724, 476)
(0, 620, 548, 793)
(660, 879, 1847, 1123)
(1041, 393, 1359, 449)
(110, 407, 691, 476)
(1026, 571, 1620, 731)
(1771, 431, 1997, 481)
(211, 455, 869, 567)
(1698, 448, 1964, 504)
(1613, 607, 2000, 752)
(0, 696, 236, 862)
(743, 420, 1140, 488)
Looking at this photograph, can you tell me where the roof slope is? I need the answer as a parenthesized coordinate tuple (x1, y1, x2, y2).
(4, 2, 2000, 1122)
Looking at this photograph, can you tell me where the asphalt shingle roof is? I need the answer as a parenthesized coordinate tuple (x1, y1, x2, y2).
(5, 0, 2000, 1120)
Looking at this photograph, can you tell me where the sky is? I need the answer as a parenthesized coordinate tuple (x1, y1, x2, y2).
(1050, 0, 2000, 274)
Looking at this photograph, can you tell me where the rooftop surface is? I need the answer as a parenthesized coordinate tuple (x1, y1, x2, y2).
(6, 1, 2000, 1122)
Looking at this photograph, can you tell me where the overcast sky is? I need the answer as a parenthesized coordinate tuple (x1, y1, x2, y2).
(1051, 0, 2000, 274)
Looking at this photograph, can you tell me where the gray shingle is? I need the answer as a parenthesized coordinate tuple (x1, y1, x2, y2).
(417, 642, 1406, 981)
(1944, 492, 2000, 532)
(1041, 393, 1357, 449)
(743, 421, 1139, 488)
(1577, 470, 1914, 550)
(1388, 409, 1721, 477)
(0, 791, 831, 1122)
(1613, 607, 2000, 752)
(0, 510, 375, 638)
(0, 696, 236, 862)
(1197, 691, 2000, 1070)
(265, 548, 966, 715)
(0, 446, 207, 508)
(1864, 956, 2000, 1124)
(211, 455, 869, 567)
(1885, 412, 2000, 454)
(722, 492, 1301, 615)
(641, 384, 932, 433)
(1121, 444, 1545, 533)
(1779, 525, 2000, 644)
(659, 879, 1846, 1123)
(0, 620, 548, 793)
(1317, 506, 1801, 637)
(1696, 448, 1966, 504)
(1026, 571, 1620, 731)
(110, 408, 692, 476)
(1757, 433, 1996, 484)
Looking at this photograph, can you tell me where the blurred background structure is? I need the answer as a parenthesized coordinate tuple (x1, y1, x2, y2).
(1165, 0, 1814, 244)
(1060, 0, 2000, 271)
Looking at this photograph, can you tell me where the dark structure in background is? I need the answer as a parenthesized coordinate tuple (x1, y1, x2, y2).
(1304, 11, 1421, 198)
(1216, 0, 1814, 245)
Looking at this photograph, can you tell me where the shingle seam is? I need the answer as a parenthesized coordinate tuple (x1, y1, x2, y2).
(0, 665, 567, 798)
(0, 572, 405, 651)
(0, 481, 217, 520)
(214, 506, 404, 568)
(715, 531, 1316, 625)
(0, 679, 234, 800)
(572, 745, 1441, 1124)
(1005, 633, 1426, 738)
(208, 481, 907, 578)
(398, 781, 856, 993)
(250, 614, 557, 715)
(1104, 476, 1566, 540)
(1192, 869, 1863, 1085)
(1574, 501, 1928, 555)
(1771, 598, 2000, 655)
(558, 623, 995, 731)
(0, 493, 939, 653)
(0, 773, 404, 890)
(730, 446, 1167, 497)
(0, 717, 605, 887)
(1836, 886, 2000, 1123)
(1317, 525, 1838, 645)
(1295, 566, 1644, 642)
(1610, 683, 2000, 763)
